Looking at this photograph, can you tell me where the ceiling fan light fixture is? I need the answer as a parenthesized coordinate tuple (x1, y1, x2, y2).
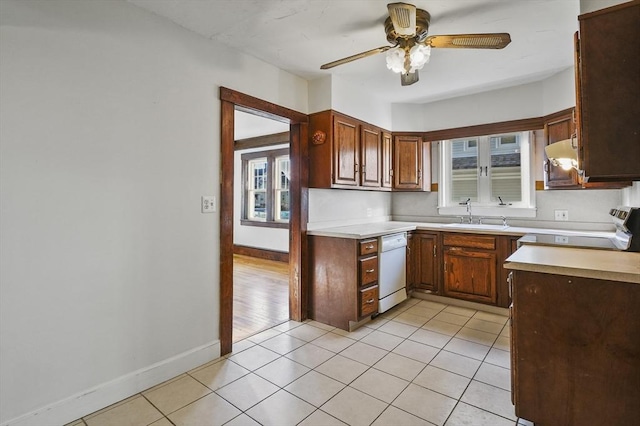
(386, 47, 406, 73)
(409, 44, 431, 71)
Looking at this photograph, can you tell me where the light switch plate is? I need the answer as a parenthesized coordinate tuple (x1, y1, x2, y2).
(201, 196, 216, 213)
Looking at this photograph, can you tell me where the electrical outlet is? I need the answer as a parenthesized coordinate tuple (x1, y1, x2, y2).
(554, 235, 569, 244)
(554, 210, 569, 221)
(366, 208, 373, 217)
(201, 196, 216, 213)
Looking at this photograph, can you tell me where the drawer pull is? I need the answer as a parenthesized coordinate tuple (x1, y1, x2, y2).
(365, 299, 375, 304)
(366, 245, 374, 250)
(366, 269, 375, 273)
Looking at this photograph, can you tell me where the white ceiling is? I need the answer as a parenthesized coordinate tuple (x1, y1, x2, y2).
(128, 0, 579, 105)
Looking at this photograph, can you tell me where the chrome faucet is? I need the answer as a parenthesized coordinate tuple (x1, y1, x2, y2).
(465, 198, 473, 224)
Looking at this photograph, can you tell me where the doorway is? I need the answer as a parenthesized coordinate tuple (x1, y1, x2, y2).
(233, 109, 290, 341)
(219, 88, 308, 355)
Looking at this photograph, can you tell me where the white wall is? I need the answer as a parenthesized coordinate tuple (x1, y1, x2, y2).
(308, 189, 392, 230)
(308, 75, 332, 114)
(330, 75, 393, 130)
(0, 1, 307, 425)
(542, 67, 576, 115)
(580, 0, 627, 13)
(392, 189, 621, 231)
(419, 82, 543, 131)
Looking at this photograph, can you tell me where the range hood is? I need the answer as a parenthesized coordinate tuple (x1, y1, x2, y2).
(545, 138, 578, 171)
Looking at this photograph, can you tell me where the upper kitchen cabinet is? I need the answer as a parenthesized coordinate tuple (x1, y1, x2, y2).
(393, 134, 431, 191)
(544, 109, 580, 189)
(575, 1, 640, 183)
(309, 110, 386, 190)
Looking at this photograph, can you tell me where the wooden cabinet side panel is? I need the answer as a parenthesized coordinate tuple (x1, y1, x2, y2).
(308, 111, 333, 188)
(497, 236, 519, 308)
(578, 2, 640, 181)
(512, 270, 640, 425)
(308, 236, 358, 330)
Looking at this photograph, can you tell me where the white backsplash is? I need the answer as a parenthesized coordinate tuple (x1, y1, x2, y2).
(309, 187, 628, 232)
(308, 189, 392, 230)
(391, 189, 622, 232)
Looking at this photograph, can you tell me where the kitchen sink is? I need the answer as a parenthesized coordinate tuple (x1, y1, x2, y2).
(443, 223, 510, 231)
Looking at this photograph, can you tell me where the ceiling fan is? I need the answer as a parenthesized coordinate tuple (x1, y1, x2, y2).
(320, 2, 511, 86)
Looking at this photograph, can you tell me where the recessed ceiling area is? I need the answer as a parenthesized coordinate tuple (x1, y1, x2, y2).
(129, 0, 579, 104)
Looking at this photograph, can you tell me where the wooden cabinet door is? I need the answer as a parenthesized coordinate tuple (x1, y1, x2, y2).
(333, 114, 360, 186)
(415, 233, 438, 292)
(393, 135, 423, 190)
(360, 124, 382, 188)
(381, 131, 393, 189)
(544, 110, 579, 188)
(443, 248, 497, 304)
(577, 2, 640, 182)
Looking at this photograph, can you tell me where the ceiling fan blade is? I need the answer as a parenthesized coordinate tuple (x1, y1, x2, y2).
(387, 2, 417, 37)
(401, 70, 419, 86)
(426, 33, 511, 49)
(320, 46, 392, 70)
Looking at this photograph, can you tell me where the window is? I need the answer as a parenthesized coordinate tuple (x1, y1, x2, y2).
(242, 148, 289, 227)
(439, 131, 535, 217)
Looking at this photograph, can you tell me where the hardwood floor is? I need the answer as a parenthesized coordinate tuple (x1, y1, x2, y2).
(233, 254, 289, 342)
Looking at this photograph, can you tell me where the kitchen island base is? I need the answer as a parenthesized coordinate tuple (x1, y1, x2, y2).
(509, 269, 640, 426)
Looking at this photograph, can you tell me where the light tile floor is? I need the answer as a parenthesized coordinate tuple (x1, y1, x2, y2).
(68, 298, 535, 426)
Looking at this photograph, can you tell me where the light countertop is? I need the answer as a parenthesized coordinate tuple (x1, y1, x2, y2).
(505, 245, 640, 284)
(307, 220, 616, 240)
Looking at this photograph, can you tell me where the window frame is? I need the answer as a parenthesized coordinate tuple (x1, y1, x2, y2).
(438, 131, 536, 218)
(241, 147, 290, 229)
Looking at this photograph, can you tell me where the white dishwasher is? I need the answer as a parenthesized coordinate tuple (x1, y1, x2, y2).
(378, 232, 408, 313)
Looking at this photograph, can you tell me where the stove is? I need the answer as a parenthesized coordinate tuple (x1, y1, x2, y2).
(518, 206, 640, 252)
(609, 206, 640, 251)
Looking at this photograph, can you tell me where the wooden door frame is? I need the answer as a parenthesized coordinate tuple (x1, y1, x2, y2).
(219, 87, 308, 355)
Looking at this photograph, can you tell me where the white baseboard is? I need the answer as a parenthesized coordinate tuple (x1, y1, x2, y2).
(2, 340, 221, 426)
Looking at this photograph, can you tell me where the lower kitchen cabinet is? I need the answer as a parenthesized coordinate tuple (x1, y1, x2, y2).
(510, 269, 640, 425)
(308, 235, 379, 330)
(413, 232, 439, 292)
(442, 233, 498, 305)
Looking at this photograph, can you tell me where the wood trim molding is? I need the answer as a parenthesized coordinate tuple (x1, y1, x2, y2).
(220, 87, 308, 124)
(421, 117, 545, 142)
(543, 107, 575, 124)
(235, 132, 290, 151)
(219, 87, 307, 356)
(233, 245, 289, 263)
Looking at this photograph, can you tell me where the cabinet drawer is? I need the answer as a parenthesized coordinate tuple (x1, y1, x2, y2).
(443, 234, 496, 250)
(359, 256, 378, 286)
(359, 239, 378, 256)
(360, 286, 379, 317)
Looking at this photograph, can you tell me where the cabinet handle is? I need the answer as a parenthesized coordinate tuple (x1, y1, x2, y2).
(366, 269, 375, 273)
(433, 246, 436, 257)
(365, 299, 375, 304)
(418, 169, 422, 179)
(508, 271, 513, 300)
(444, 262, 447, 272)
(366, 244, 374, 250)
